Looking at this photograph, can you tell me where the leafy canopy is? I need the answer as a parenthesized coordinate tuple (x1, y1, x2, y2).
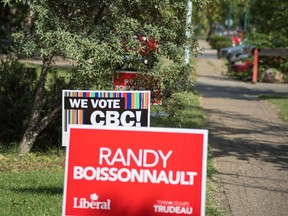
(247, 0, 288, 48)
(3, 0, 209, 92)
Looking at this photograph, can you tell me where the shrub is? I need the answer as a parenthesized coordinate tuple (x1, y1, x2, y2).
(0, 59, 37, 142)
(210, 35, 231, 49)
(209, 35, 232, 56)
(0, 60, 66, 149)
(229, 70, 252, 81)
(33, 71, 67, 151)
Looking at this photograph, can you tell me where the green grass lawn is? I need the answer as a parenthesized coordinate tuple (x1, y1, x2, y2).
(0, 151, 65, 216)
(0, 58, 222, 215)
(259, 95, 288, 122)
(150, 92, 205, 128)
(3, 60, 286, 216)
(0, 91, 221, 216)
(24, 62, 72, 84)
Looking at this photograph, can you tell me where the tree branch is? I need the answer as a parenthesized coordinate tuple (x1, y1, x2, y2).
(93, 4, 106, 25)
(28, 55, 53, 128)
(35, 104, 62, 135)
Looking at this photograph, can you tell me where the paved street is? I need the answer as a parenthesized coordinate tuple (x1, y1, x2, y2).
(195, 39, 288, 216)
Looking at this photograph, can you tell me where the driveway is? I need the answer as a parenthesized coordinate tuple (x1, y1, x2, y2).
(195, 39, 288, 216)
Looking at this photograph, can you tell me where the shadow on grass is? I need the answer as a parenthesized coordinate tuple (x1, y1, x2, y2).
(11, 186, 63, 195)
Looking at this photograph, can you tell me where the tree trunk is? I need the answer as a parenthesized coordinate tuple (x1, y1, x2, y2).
(18, 105, 61, 154)
(18, 55, 54, 155)
(18, 127, 41, 155)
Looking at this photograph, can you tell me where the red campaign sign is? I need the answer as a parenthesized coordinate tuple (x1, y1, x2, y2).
(113, 71, 138, 90)
(63, 126, 208, 216)
(113, 71, 161, 104)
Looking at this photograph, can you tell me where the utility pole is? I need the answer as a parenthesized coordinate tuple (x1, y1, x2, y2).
(184, 0, 192, 64)
(244, 10, 248, 32)
(244, 0, 249, 32)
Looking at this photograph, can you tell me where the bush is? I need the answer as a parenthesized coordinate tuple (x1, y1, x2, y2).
(209, 35, 232, 56)
(33, 71, 67, 151)
(0, 28, 12, 54)
(0, 59, 37, 142)
(246, 32, 288, 48)
(229, 70, 252, 81)
(0, 60, 66, 150)
(259, 56, 288, 75)
(256, 56, 288, 83)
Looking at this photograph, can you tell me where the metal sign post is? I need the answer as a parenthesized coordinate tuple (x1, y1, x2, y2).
(184, 0, 192, 64)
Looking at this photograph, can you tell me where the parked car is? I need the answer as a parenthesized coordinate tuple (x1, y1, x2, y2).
(229, 53, 253, 72)
(231, 60, 253, 72)
(219, 41, 254, 63)
(219, 44, 246, 60)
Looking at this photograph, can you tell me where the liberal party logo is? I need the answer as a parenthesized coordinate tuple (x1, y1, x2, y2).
(73, 193, 111, 210)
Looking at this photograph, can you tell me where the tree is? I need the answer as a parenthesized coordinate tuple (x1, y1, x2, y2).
(2, 0, 209, 154)
(248, 0, 288, 47)
(0, 59, 36, 142)
(203, 0, 251, 36)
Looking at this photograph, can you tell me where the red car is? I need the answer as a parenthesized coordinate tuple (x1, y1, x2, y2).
(231, 60, 253, 72)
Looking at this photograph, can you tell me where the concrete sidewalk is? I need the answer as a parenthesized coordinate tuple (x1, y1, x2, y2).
(195, 39, 288, 216)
